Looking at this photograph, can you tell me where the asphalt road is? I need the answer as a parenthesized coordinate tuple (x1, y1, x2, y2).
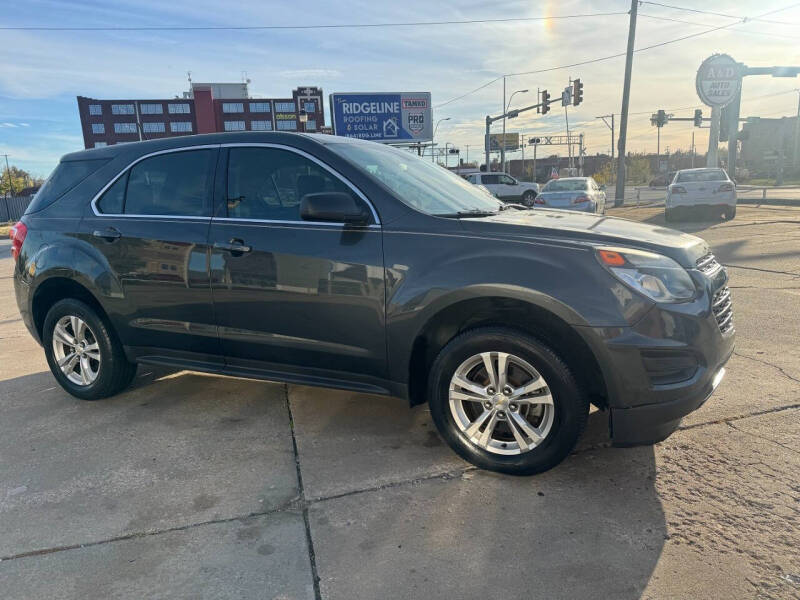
(1, 205, 798, 599)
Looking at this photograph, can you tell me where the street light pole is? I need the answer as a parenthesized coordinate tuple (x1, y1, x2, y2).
(501, 86, 529, 174)
(432, 117, 450, 163)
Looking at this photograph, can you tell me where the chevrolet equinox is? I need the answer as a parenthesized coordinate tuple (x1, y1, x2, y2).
(11, 132, 734, 474)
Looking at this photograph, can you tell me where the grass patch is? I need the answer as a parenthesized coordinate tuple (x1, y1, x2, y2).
(0, 222, 12, 237)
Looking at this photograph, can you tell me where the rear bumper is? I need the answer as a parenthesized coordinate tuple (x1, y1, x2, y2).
(666, 193, 736, 208)
(13, 270, 39, 344)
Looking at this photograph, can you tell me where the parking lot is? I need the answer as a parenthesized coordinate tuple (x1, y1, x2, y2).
(1, 204, 798, 599)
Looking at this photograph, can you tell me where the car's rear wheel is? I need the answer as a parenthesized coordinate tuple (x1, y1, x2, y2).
(522, 190, 536, 207)
(428, 327, 589, 475)
(43, 299, 137, 400)
(724, 206, 736, 220)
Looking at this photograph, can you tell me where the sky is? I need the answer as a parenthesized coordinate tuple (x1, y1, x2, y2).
(2, 0, 800, 176)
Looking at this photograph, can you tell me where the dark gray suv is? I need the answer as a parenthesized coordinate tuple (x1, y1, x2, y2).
(11, 132, 734, 474)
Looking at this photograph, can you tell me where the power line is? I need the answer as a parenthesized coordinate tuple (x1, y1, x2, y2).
(640, 1, 800, 25)
(639, 13, 800, 39)
(0, 10, 629, 31)
(435, 2, 800, 109)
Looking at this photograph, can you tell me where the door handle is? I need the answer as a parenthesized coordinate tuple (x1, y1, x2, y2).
(214, 239, 252, 254)
(93, 227, 121, 241)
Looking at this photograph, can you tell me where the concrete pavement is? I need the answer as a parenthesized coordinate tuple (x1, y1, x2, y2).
(1, 205, 798, 599)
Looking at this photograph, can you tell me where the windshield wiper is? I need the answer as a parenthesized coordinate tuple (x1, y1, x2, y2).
(437, 209, 499, 218)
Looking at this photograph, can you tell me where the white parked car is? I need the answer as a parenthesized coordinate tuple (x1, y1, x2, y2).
(666, 168, 736, 222)
(466, 173, 540, 206)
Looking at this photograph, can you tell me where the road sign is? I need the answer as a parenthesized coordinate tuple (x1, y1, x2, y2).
(329, 92, 432, 143)
(696, 54, 741, 108)
(561, 87, 572, 107)
(487, 133, 519, 151)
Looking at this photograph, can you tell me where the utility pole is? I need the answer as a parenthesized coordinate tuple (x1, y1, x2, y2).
(794, 89, 800, 170)
(691, 131, 695, 168)
(614, 0, 638, 206)
(596, 114, 615, 160)
(2, 154, 15, 197)
(502, 77, 507, 173)
(564, 106, 572, 169)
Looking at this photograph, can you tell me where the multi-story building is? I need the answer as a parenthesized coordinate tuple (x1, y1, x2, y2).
(77, 83, 326, 149)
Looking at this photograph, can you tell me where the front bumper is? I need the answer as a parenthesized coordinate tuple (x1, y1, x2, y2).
(578, 270, 735, 446)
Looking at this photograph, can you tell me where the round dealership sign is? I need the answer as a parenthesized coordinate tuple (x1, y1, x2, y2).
(696, 54, 741, 107)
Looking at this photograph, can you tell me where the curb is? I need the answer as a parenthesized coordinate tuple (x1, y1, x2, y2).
(737, 197, 800, 207)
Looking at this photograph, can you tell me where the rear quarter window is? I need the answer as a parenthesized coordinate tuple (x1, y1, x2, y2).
(25, 159, 109, 214)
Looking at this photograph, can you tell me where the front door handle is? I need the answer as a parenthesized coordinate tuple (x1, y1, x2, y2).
(214, 239, 252, 254)
(93, 227, 121, 241)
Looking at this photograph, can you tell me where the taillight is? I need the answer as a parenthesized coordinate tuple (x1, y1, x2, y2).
(670, 185, 687, 194)
(9, 220, 28, 262)
(534, 197, 545, 205)
(572, 194, 590, 204)
(717, 182, 734, 192)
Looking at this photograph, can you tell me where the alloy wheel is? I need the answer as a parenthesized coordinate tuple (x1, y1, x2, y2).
(448, 351, 554, 455)
(51, 315, 101, 386)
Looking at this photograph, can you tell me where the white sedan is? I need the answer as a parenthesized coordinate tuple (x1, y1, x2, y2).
(666, 168, 736, 222)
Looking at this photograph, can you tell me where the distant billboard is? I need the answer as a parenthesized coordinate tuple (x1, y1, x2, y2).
(330, 92, 432, 143)
(488, 133, 520, 151)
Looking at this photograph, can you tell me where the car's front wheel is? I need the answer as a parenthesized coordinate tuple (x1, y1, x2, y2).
(522, 190, 536, 207)
(724, 206, 736, 220)
(43, 299, 137, 400)
(428, 327, 589, 475)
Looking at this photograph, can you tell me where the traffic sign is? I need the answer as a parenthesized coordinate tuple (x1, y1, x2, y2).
(696, 54, 741, 108)
(487, 133, 519, 151)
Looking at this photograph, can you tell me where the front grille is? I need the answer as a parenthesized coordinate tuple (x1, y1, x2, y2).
(712, 286, 734, 334)
(696, 252, 722, 275)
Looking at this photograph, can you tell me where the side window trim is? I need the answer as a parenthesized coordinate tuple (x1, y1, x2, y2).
(216, 143, 381, 226)
(90, 144, 221, 220)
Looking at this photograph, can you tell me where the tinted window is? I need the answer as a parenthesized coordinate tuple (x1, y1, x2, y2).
(226, 147, 353, 221)
(482, 175, 500, 185)
(124, 150, 215, 216)
(96, 172, 127, 214)
(543, 179, 590, 192)
(25, 159, 109, 214)
(676, 169, 728, 183)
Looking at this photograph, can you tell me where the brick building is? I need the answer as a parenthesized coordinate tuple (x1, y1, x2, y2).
(77, 83, 326, 149)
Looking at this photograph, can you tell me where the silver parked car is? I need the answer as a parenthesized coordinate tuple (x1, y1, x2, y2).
(536, 177, 607, 214)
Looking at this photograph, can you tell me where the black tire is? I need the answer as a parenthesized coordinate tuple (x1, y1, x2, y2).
(521, 190, 536, 207)
(428, 327, 589, 475)
(724, 206, 736, 220)
(665, 208, 675, 222)
(43, 299, 137, 400)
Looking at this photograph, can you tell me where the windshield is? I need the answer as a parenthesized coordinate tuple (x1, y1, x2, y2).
(542, 179, 589, 192)
(327, 142, 502, 216)
(676, 169, 728, 183)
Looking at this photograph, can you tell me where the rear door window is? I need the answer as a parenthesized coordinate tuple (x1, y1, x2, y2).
(482, 175, 500, 185)
(123, 150, 215, 216)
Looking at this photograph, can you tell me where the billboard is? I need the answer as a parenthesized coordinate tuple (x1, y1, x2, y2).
(696, 54, 741, 108)
(330, 92, 432, 143)
(488, 133, 520, 151)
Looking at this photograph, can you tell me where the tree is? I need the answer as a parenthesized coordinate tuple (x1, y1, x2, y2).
(626, 155, 651, 184)
(1, 165, 43, 197)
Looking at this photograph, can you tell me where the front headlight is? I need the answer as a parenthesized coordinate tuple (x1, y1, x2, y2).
(596, 247, 696, 303)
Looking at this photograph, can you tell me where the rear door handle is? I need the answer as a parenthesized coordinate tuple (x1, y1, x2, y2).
(93, 227, 121, 241)
(214, 239, 252, 254)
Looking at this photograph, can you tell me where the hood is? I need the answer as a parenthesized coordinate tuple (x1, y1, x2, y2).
(459, 208, 709, 267)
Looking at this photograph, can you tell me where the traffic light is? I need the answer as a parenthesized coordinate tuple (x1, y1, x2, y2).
(693, 109, 703, 127)
(657, 109, 667, 127)
(541, 90, 550, 114)
(572, 78, 583, 106)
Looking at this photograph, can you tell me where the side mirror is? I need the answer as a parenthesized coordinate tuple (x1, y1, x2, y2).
(300, 192, 370, 225)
